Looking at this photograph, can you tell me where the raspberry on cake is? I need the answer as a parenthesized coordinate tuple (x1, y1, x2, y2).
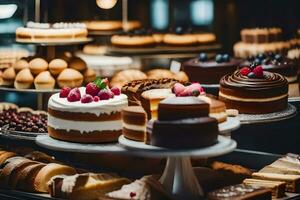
(219, 66, 288, 114)
(48, 78, 128, 143)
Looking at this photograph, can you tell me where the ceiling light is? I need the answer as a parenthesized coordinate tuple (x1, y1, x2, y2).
(96, 0, 118, 9)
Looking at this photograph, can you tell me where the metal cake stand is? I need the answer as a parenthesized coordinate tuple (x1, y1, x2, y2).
(238, 103, 297, 124)
(119, 135, 237, 200)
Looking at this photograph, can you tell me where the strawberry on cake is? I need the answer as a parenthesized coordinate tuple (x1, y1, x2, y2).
(47, 78, 128, 143)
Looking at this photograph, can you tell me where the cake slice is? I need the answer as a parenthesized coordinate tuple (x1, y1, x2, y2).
(270, 157, 300, 172)
(48, 173, 131, 200)
(252, 172, 300, 192)
(259, 165, 300, 175)
(103, 176, 173, 200)
(243, 178, 286, 198)
(34, 163, 77, 193)
(207, 183, 272, 200)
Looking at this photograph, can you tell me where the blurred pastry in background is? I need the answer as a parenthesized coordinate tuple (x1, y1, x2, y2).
(13, 59, 29, 72)
(83, 45, 107, 55)
(111, 29, 156, 47)
(163, 27, 198, 46)
(68, 57, 87, 72)
(147, 69, 189, 82)
(57, 68, 83, 88)
(197, 33, 216, 44)
(14, 68, 34, 89)
(34, 71, 55, 90)
(83, 68, 96, 83)
(2, 67, 16, 86)
(153, 33, 165, 44)
(85, 20, 141, 31)
(49, 59, 68, 75)
(111, 69, 147, 88)
(29, 58, 48, 75)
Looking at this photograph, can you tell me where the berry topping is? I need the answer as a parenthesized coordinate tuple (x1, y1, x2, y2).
(81, 94, 93, 103)
(108, 90, 115, 99)
(130, 192, 136, 198)
(111, 86, 121, 96)
(240, 67, 251, 76)
(86, 82, 100, 97)
(191, 89, 200, 96)
(247, 72, 256, 78)
(94, 77, 108, 90)
(222, 54, 230, 62)
(215, 54, 223, 63)
(98, 90, 111, 100)
(188, 83, 205, 95)
(253, 65, 264, 78)
(178, 88, 191, 97)
(67, 88, 81, 102)
(198, 53, 208, 62)
(172, 83, 185, 96)
(93, 96, 100, 102)
(59, 86, 71, 98)
(175, 26, 184, 35)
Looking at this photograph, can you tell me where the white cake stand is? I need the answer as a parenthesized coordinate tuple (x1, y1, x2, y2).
(218, 116, 240, 136)
(118, 135, 237, 200)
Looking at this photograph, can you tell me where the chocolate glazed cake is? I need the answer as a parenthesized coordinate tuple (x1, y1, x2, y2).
(219, 70, 288, 114)
(183, 53, 243, 84)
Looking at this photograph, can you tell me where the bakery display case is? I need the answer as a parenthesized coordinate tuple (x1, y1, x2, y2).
(1, 0, 300, 199)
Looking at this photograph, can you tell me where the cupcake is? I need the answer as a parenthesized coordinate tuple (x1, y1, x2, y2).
(2, 67, 16, 86)
(68, 57, 87, 72)
(29, 58, 48, 75)
(14, 68, 34, 89)
(57, 68, 83, 88)
(14, 59, 29, 72)
(34, 71, 55, 90)
(83, 68, 96, 83)
(49, 59, 68, 75)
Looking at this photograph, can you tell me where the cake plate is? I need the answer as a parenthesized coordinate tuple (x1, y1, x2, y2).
(218, 116, 240, 136)
(239, 103, 297, 124)
(119, 135, 237, 200)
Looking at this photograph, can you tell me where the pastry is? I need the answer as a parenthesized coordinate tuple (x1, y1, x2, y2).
(163, 27, 198, 46)
(243, 179, 286, 198)
(174, 71, 189, 82)
(252, 172, 300, 193)
(68, 57, 87, 72)
(29, 58, 48, 75)
(0, 152, 17, 165)
(198, 95, 227, 123)
(13, 59, 29, 72)
(34, 163, 77, 193)
(122, 21, 142, 30)
(16, 21, 87, 43)
(0, 48, 29, 69)
(34, 71, 55, 90)
(48, 173, 131, 200)
(48, 82, 128, 143)
(15, 163, 46, 192)
(83, 44, 107, 55)
(122, 106, 147, 142)
(49, 59, 68, 75)
(157, 96, 209, 121)
(24, 151, 56, 163)
(207, 184, 272, 200)
(104, 176, 173, 200)
(111, 29, 156, 47)
(111, 69, 147, 88)
(83, 68, 96, 83)
(140, 88, 174, 119)
(57, 68, 83, 88)
(153, 33, 164, 43)
(1, 67, 16, 86)
(197, 33, 216, 43)
(219, 66, 288, 114)
(183, 53, 242, 84)
(241, 28, 282, 44)
(85, 20, 141, 31)
(14, 68, 34, 89)
(146, 69, 189, 82)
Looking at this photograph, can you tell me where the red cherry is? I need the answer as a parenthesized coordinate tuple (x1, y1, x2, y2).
(81, 94, 93, 103)
(130, 192, 136, 198)
(253, 65, 264, 78)
(86, 82, 100, 97)
(98, 90, 110, 100)
(67, 88, 81, 102)
(59, 86, 71, 98)
(240, 67, 251, 76)
(111, 86, 121, 96)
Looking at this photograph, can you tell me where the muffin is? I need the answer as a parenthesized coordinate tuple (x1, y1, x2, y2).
(1, 67, 16, 86)
(29, 58, 48, 75)
(14, 59, 29, 72)
(49, 59, 68, 75)
(14, 68, 34, 89)
(34, 71, 55, 90)
(57, 68, 83, 88)
(68, 57, 87, 72)
(83, 68, 96, 83)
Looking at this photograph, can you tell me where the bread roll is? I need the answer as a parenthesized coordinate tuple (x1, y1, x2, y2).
(49, 59, 68, 75)
(57, 68, 83, 88)
(29, 58, 48, 75)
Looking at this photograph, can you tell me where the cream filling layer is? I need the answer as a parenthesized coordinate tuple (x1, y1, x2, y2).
(219, 92, 288, 102)
(48, 115, 122, 134)
(122, 122, 146, 132)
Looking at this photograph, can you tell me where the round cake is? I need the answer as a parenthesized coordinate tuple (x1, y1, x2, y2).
(48, 83, 128, 143)
(183, 53, 243, 84)
(219, 66, 288, 114)
(16, 21, 87, 43)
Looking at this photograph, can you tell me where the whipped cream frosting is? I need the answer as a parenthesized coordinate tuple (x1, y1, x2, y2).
(48, 115, 122, 133)
(48, 87, 128, 116)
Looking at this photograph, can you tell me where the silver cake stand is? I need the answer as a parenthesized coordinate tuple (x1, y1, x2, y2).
(119, 135, 236, 200)
(238, 103, 297, 124)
